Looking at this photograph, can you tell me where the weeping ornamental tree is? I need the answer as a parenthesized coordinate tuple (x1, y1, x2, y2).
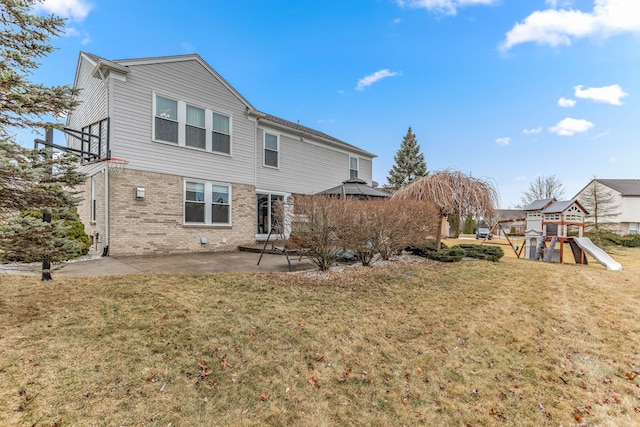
(392, 170, 498, 250)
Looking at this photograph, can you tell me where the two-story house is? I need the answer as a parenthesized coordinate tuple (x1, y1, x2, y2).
(67, 52, 376, 256)
(575, 179, 640, 235)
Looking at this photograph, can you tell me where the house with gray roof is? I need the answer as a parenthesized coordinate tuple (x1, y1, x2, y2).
(574, 179, 640, 235)
(66, 52, 377, 256)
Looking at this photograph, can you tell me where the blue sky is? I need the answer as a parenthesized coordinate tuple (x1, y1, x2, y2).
(20, 0, 640, 207)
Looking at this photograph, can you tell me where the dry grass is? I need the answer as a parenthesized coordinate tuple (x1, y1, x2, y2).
(1, 246, 640, 426)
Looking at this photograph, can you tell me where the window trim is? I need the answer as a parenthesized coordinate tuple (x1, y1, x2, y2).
(185, 103, 206, 150)
(183, 179, 232, 226)
(263, 132, 279, 169)
(349, 156, 359, 179)
(211, 110, 232, 155)
(153, 94, 179, 144)
(152, 92, 233, 156)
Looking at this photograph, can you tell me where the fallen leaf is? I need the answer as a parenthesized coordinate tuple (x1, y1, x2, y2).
(259, 391, 271, 401)
(417, 367, 423, 374)
(308, 377, 320, 388)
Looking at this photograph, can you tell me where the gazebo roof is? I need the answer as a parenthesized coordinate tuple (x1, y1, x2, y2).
(319, 178, 391, 199)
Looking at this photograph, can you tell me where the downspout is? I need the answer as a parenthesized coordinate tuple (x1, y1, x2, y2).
(254, 116, 259, 239)
(96, 64, 110, 256)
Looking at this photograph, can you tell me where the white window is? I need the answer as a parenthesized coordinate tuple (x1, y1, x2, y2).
(630, 223, 639, 234)
(212, 112, 231, 154)
(186, 104, 206, 149)
(153, 94, 232, 154)
(350, 156, 358, 179)
(184, 180, 231, 225)
(155, 95, 178, 143)
(264, 132, 279, 168)
(211, 185, 230, 223)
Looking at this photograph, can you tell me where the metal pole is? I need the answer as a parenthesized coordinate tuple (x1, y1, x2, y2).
(41, 128, 54, 281)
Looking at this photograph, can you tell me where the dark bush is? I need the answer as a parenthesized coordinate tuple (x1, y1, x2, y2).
(453, 244, 504, 262)
(407, 239, 448, 255)
(618, 234, 640, 247)
(423, 247, 466, 262)
(584, 231, 640, 248)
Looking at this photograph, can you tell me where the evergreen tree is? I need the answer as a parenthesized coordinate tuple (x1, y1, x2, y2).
(463, 214, 475, 234)
(0, 0, 85, 277)
(1, 0, 78, 132)
(385, 127, 427, 190)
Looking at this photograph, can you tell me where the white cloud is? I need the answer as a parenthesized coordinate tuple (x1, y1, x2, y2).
(317, 119, 336, 124)
(574, 84, 628, 105)
(495, 137, 511, 145)
(35, 0, 92, 21)
(500, 0, 640, 51)
(393, 18, 402, 24)
(64, 27, 80, 37)
(558, 97, 576, 107)
(395, 0, 498, 16)
(549, 117, 594, 136)
(355, 69, 400, 91)
(523, 127, 543, 134)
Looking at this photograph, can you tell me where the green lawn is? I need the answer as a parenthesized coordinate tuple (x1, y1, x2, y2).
(1, 248, 639, 426)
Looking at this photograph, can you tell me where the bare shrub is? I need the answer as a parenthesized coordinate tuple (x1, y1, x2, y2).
(374, 199, 438, 260)
(339, 199, 377, 266)
(286, 196, 439, 270)
(338, 199, 439, 266)
(287, 195, 350, 271)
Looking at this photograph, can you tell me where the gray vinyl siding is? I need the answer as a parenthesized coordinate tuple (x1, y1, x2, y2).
(256, 128, 374, 194)
(67, 56, 108, 150)
(359, 157, 373, 183)
(108, 59, 256, 185)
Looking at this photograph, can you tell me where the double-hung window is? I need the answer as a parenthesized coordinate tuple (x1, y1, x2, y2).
(186, 105, 206, 149)
(185, 182, 205, 223)
(264, 132, 279, 168)
(155, 95, 178, 143)
(153, 94, 232, 154)
(211, 185, 230, 223)
(349, 156, 358, 179)
(212, 112, 231, 154)
(184, 180, 231, 225)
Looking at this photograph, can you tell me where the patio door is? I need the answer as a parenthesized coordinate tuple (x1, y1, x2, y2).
(256, 193, 285, 238)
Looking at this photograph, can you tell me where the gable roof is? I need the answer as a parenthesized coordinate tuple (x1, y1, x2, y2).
(76, 52, 375, 158)
(541, 199, 588, 215)
(595, 179, 640, 196)
(523, 198, 556, 211)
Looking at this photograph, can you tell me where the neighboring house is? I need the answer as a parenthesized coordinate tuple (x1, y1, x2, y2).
(493, 209, 526, 237)
(66, 52, 376, 256)
(574, 179, 640, 235)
